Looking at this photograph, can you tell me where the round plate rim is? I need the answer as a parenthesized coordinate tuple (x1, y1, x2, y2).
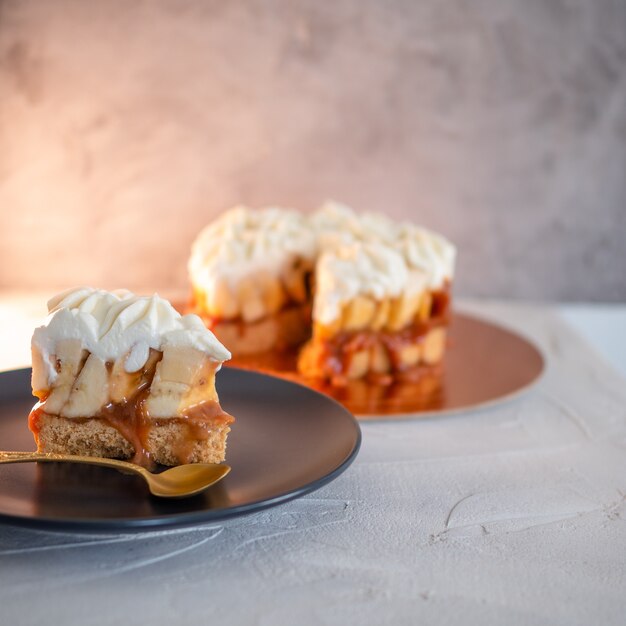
(355, 312, 546, 420)
(0, 368, 362, 533)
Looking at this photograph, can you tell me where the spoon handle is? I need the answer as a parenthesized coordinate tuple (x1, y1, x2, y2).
(0, 451, 142, 475)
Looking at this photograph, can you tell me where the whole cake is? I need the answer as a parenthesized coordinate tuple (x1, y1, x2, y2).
(29, 288, 233, 467)
(189, 202, 456, 386)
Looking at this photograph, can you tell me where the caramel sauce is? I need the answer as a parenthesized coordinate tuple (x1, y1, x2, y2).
(221, 286, 451, 416)
(309, 364, 445, 416)
(28, 400, 47, 437)
(226, 350, 446, 417)
(161, 402, 234, 465)
(29, 349, 233, 469)
(99, 387, 153, 467)
(99, 391, 232, 469)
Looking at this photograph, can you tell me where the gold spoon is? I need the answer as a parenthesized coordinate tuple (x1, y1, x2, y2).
(0, 451, 231, 498)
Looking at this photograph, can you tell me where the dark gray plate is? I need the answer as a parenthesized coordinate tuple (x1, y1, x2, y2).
(0, 368, 360, 532)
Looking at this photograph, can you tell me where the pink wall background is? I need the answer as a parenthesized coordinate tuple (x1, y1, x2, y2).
(0, 0, 624, 300)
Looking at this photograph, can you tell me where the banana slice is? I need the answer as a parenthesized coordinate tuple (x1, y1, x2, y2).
(387, 293, 421, 332)
(398, 344, 421, 367)
(347, 349, 370, 379)
(238, 276, 267, 323)
(208, 279, 240, 320)
(259, 273, 287, 315)
(43, 340, 87, 414)
(417, 292, 433, 323)
(371, 299, 391, 331)
(341, 296, 376, 331)
(62, 354, 109, 418)
(422, 328, 446, 364)
(370, 343, 391, 374)
(147, 346, 218, 417)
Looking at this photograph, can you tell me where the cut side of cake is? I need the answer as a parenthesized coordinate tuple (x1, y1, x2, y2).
(297, 240, 452, 385)
(29, 288, 233, 468)
(188, 202, 456, 385)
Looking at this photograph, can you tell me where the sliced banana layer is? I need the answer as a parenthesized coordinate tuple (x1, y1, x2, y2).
(34, 344, 220, 420)
(316, 291, 436, 338)
(194, 264, 311, 323)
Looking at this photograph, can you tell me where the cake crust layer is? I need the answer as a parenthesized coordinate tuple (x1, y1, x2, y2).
(33, 413, 231, 466)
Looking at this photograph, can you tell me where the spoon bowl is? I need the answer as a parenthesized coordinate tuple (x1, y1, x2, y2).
(0, 451, 231, 498)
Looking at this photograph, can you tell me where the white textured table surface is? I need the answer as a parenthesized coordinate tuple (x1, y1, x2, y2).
(0, 298, 625, 626)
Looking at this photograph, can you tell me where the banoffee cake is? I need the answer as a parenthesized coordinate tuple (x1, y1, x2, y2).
(28, 288, 233, 468)
(188, 202, 456, 386)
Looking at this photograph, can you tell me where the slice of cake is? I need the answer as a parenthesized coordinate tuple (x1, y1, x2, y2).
(188, 202, 456, 385)
(28, 287, 233, 468)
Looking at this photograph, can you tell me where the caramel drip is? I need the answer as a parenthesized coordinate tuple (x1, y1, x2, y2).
(430, 287, 450, 321)
(30, 349, 233, 469)
(99, 387, 153, 468)
(93, 361, 232, 468)
(28, 401, 47, 437)
(161, 403, 234, 465)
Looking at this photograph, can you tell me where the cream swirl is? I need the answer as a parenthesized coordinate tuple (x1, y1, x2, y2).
(311, 201, 395, 249)
(33, 288, 230, 383)
(314, 241, 408, 324)
(397, 223, 456, 289)
(188, 206, 318, 292)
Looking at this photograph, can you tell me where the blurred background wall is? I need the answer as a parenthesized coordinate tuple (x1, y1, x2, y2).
(0, 0, 624, 301)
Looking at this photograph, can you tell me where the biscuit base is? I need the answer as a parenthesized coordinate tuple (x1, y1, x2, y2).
(201, 303, 312, 355)
(33, 413, 231, 466)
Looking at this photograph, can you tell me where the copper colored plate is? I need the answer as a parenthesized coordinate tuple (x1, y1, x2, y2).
(226, 313, 545, 419)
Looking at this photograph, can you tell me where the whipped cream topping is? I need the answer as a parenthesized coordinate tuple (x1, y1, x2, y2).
(33, 288, 231, 385)
(311, 201, 362, 242)
(397, 224, 457, 290)
(189, 201, 457, 323)
(311, 201, 397, 248)
(314, 242, 408, 324)
(188, 206, 318, 293)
